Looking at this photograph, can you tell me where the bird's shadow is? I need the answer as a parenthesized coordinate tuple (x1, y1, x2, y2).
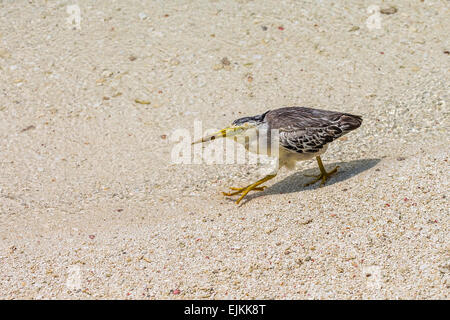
(235, 158, 381, 204)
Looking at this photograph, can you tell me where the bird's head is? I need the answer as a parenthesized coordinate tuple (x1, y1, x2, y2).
(231, 110, 269, 127)
(191, 111, 270, 145)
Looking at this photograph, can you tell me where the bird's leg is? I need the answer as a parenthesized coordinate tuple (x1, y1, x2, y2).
(304, 156, 339, 187)
(223, 174, 277, 204)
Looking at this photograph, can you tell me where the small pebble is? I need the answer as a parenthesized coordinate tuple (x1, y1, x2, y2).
(221, 57, 231, 66)
(138, 13, 148, 20)
(380, 6, 398, 15)
(134, 99, 151, 104)
(20, 125, 36, 133)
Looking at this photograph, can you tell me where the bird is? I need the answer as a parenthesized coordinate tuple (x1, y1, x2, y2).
(192, 106, 362, 204)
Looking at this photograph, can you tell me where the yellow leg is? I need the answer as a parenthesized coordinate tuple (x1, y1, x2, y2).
(304, 156, 338, 187)
(223, 174, 277, 204)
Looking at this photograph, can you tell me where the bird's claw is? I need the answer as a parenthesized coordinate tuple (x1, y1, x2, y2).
(222, 174, 276, 205)
(222, 186, 267, 197)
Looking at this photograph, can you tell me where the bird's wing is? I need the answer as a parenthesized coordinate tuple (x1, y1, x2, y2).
(278, 126, 340, 153)
(266, 107, 362, 154)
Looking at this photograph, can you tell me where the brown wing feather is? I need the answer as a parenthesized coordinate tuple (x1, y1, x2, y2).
(265, 107, 362, 154)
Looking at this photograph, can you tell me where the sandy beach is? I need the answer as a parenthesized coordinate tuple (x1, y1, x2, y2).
(0, 0, 448, 299)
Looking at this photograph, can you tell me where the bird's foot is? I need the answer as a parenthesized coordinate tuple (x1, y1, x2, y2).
(225, 185, 267, 204)
(304, 166, 339, 187)
(222, 174, 277, 205)
(222, 186, 267, 197)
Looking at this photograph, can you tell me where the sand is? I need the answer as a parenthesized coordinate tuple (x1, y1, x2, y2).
(0, 0, 448, 299)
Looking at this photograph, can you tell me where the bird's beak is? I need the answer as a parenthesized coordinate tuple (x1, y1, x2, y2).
(191, 125, 250, 145)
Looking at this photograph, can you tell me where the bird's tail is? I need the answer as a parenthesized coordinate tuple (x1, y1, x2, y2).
(191, 125, 251, 145)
